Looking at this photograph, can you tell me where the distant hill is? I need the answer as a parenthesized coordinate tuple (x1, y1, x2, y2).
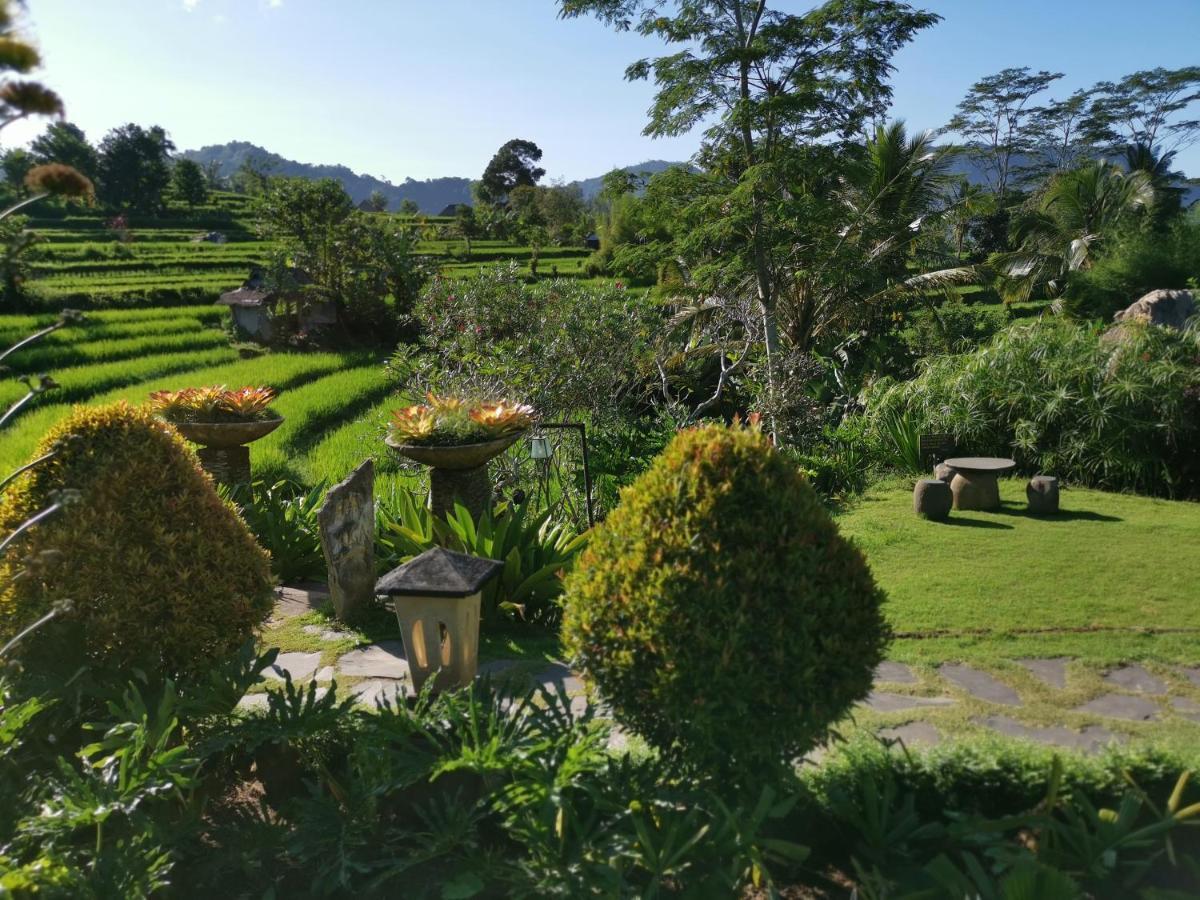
(179, 142, 689, 213)
(179, 141, 473, 214)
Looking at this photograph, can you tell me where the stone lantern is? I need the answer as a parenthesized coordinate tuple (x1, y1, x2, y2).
(374, 547, 503, 693)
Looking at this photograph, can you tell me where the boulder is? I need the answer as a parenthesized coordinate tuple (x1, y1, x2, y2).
(1112, 289, 1195, 330)
(913, 479, 952, 521)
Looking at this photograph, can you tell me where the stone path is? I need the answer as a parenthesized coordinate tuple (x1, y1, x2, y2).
(245, 595, 1200, 756)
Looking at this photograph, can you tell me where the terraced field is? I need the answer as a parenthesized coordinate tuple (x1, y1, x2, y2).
(0, 307, 405, 494)
(21, 193, 594, 305)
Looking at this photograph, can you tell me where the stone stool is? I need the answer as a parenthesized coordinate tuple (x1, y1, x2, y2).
(1026, 475, 1059, 514)
(913, 479, 952, 521)
(933, 462, 955, 483)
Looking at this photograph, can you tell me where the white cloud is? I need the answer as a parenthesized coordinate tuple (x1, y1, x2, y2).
(267, 0, 283, 7)
(182, 0, 200, 10)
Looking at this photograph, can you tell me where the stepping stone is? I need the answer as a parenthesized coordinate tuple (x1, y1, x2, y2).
(1018, 658, 1068, 690)
(477, 659, 521, 679)
(1075, 693, 1159, 721)
(1103, 665, 1166, 695)
(351, 678, 412, 706)
(336, 640, 410, 679)
(272, 583, 330, 620)
(977, 716, 1123, 754)
(534, 662, 585, 695)
(864, 691, 957, 713)
(261, 651, 322, 682)
(314, 666, 335, 683)
(303, 625, 350, 642)
(1177, 667, 1200, 688)
(939, 664, 1022, 706)
(238, 684, 329, 711)
(875, 661, 917, 684)
(1170, 697, 1200, 723)
(880, 721, 941, 747)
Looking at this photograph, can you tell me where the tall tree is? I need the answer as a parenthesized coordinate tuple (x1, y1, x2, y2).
(171, 158, 208, 210)
(398, 198, 420, 216)
(1086, 66, 1200, 154)
(364, 189, 388, 212)
(948, 67, 1063, 201)
(560, 0, 941, 380)
(96, 124, 175, 212)
(29, 122, 98, 181)
(454, 203, 479, 256)
(477, 138, 544, 206)
(0, 147, 31, 194)
(1025, 89, 1096, 176)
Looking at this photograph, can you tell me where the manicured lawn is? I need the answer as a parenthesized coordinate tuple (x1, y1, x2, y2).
(836, 477, 1200, 665)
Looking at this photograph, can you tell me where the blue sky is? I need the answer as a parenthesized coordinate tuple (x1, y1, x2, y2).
(8, 0, 1200, 182)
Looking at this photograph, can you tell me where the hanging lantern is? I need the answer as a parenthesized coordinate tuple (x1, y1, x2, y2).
(529, 434, 553, 460)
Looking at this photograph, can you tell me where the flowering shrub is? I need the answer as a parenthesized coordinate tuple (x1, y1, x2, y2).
(388, 393, 535, 446)
(149, 385, 278, 423)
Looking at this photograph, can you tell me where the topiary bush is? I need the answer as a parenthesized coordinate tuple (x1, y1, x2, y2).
(561, 422, 890, 780)
(0, 401, 274, 678)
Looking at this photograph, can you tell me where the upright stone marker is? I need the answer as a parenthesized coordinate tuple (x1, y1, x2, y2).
(318, 459, 376, 623)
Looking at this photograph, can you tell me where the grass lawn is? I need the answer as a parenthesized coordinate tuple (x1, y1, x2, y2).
(836, 476, 1200, 666)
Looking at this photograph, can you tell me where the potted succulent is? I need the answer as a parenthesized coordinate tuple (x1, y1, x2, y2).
(385, 394, 535, 518)
(149, 385, 282, 486)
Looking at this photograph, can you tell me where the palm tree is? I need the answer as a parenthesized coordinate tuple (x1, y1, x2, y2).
(1122, 142, 1184, 221)
(992, 161, 1154, 303)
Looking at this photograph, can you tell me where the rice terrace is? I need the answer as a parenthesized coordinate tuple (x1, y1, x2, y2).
(1, 0, 1199, 896)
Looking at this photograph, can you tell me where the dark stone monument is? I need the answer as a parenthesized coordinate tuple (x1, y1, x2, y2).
(1027, 475, 1059, 515)
(318, 459, 376, 622)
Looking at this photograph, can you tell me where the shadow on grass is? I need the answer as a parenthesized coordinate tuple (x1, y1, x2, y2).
(993, 504, 1122, 523)
(937, 516, 1013, 530)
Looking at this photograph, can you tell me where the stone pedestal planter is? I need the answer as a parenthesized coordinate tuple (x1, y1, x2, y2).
(913, 479, 952, 520)
(170, 416, 283, 488)
(385, 431, 523, 520)
(1027, 475, 1060, 515)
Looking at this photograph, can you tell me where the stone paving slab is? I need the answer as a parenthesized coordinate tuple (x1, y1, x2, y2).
(1178, 667, 1200, 688)
(261, 651, 322, 682)
(238, 685, 329, 711)
(875, 661, 918, 684)
(977, 716, 1123, 754)
(303, 625, 351, 643)
(535, 662, 586, 695)
(337, 640, 410, 679)
(351, 678, 413, 706)
(880, 721, 941, 746)
(272, 583, 330, 621)
(1018, 658, 1068, 690)
(1170, 697, 1200, 723)
(939, 664, 1022, 706)
(864, 691, 957, 713)
(1075, 693, 1159, 721)
(1103, 665, 1167, 695)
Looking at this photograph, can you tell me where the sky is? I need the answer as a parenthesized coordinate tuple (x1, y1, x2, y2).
(7, 0, 1200, 183)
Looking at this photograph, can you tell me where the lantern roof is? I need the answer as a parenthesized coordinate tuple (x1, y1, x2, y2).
(375, 547, 504, 598)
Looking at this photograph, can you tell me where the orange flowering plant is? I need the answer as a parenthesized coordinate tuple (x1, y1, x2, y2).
(149, 385, 278, 423)
(389, 393, 535, 446)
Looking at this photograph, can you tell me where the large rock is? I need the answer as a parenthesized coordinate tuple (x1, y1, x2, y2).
(1113, 289, 1195, 330)
(318, 459, 376, 623)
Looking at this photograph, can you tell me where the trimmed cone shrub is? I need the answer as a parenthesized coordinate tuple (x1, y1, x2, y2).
(0, 402, 273, 677)
(561, 423, 889, 779)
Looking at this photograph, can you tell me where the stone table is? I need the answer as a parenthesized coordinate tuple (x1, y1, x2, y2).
(943, 457, 1016, 511)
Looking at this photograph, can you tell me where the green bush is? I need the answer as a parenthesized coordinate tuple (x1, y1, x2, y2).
(1063, 218, 1200, 321)
(561, 423, 890, 779)
(0, 402, 274, 677)
(866, 318, 1200, 496)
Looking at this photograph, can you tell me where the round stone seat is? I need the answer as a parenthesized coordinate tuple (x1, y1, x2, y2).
(913, 478, 952, 521)
(1027, 475, 1059, 514)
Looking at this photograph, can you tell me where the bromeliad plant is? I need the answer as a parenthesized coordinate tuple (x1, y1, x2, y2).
(149, 385, 279, 424)
(387, 393, 535, 447)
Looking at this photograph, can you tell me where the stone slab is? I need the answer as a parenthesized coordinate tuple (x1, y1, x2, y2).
(351, 678, 412, 706)
(314, 666, 335, 683)
(1018, 658, 1069, 690)
(977, 715, 1123, 754)
(303, 625, 350, 642)
(880, 721, 942, 747)
(1103, 665, 1167, 695)
(336, 640, 410, 679)
(261, 651, 322, 683)
(864, 691, 957, 713)
(318, 460, 376, 623)
(238, 685, 329, 711)
(1170, 697, 1200, 723)
(477, 660, 521, 681)
(1176, 667, 1200, 689)
(535, 661, 586, 695)
(273, 583, 330, 620)
(875, 661, 918, 684)
(1075, 693, 1159, 721)
(939, 664, 1022, 706)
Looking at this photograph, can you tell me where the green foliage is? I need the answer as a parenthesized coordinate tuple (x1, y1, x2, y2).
(562, 423, 890, 780)
(867, 318, 1200, 496)
(1063, 217, 1200, 320)
(228, 480, 327, 583)
(0, 402, 274, 678)
(170, 158, 208, 210)
(378, 493, 587, 628)
(476, 138, 544, 206)
(96, 124, 174, 213)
